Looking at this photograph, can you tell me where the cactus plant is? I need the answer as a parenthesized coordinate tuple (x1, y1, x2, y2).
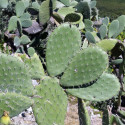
(96, 39, 117, 52)
(0, 92, 33, 117)
(102, 108, 110, 125)
(15, 1, 26, 17)
(60, 46, 108, 87)
(28, 47, 35, 57)
(102, 17, 109, 26)
(84, 19, 93, 32)
(0, 53, 34, 96)
(0, 0, 8, 8)
(78, 98, 91, 125)
(75, 1, 90, 20)
(39, 0, 56, 25)
(85, 31, 96, 43)
(46, 23, 81, 76)
(23, 53, 45, 79)
(32, 76, 68, 125)
(99, 24, 107, 40)
(8, 16, 18, 32)
(20, 13, 32, 28)
(108, 20, 119, 38)
(113, 15, 125, 38)
(66, 73, 120, 101)
(57, 7, 75, 17)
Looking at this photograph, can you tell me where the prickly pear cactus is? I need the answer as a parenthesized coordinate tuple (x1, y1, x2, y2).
(39, 0, 56, 24)
(60, 46, 108, 87)
(96, 39, 117, 52)
(66, 73, 120, 101)
(23, 53, 45, 79)
(46, 23, 81, 76)
(99, 24, 107, 40)
(108, 20, 119, 38)
(78, 99, 91, 125)
(32, 76, 68, 125)
(0, 53, 34, 96)
(0, 93, 33, 117)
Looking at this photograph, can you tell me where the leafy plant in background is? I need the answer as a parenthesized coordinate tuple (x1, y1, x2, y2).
(0, 0, 125, 125)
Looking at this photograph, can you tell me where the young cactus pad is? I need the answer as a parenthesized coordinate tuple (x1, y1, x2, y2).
(60, 46, 108, 87)
(32, 76, 68, 125)
(66, 73, 120, 102)
(0, 53, 34, 96)
(46, 23, 81, 76)
(0, 93, 33, 117)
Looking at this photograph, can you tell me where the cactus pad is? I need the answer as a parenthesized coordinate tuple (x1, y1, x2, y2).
(46, 23, 81, 76)
(97, 39, 117, 52)
(66, 73, 120, 101)
(60, 46, 108, 87)
(0, 53, 34, 96)
(32, 76, 68, 125)
(24, 53, 45, 79)
(108, 20, 119, 38)
(0, 93, 33, 117)
(99, 24, 107, 40)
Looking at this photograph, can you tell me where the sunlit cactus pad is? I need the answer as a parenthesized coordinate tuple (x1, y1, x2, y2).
(66, 73, 120, 101)
(0, 53, 34, 96)
(60, 46, 108, 86)
(96, 39, 117, 52)
(0, 93, 33, 117)
(46, 23, 81, 76)
(32, 76, 68, 125)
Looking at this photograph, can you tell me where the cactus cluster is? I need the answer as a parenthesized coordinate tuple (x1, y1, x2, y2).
(0, 0, 125, 125)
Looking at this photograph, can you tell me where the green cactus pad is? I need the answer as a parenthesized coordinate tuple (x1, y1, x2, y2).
(66, 73, 120, 101)
(113, 15, 125, 38)
(57, 7, 75, 17)
(15, 1, 26, 17)
(102, 109, 110, 125)
(84, 19, 93, 32)
(78, 99, 91, 125)
(8, 16, 18, 31)
(20, 13, 32, 28)
(99, 24, 107, 40)
(108, 20, 119, 38)
(28, 47, 35, 57)
(0, 93, 33, 117)
(60, 46, 108, 87)
(85, 31, 96, 43)
(102, 17, 109, 26)
(59, 0, 70, 6)
(0, 53, 34, 96)
(75, 1, 90, 19)
(24, 53, 45, 79)
(96, 39, 117, 52)
(0, 0, 8, 8)
(46, 23, 81, 76)
(64, 13, 81, 24)
(39, 0, 56, 24)
(32, 77, 68, 125)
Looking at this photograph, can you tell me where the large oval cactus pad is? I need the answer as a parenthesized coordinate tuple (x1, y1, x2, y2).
(46, 23, 81, 76)
(60, 46, 108, 86)
(66, 73, 120, 101)
(32, 77, 68, 125)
